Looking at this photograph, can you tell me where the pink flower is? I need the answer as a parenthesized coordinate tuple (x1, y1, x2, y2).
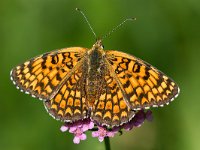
(92, 126, 118, 142)
(60, 119, 94, 144)
(71, 128, 87, 144)
(123, 110, 153, 130)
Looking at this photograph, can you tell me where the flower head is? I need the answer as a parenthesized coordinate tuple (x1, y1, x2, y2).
(60, 110, 153, 144)
(60, 119, 94, 144)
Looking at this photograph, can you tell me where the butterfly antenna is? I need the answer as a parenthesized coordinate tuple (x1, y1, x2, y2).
(76, 8, 97, 40)
(102, 18, 136, 40)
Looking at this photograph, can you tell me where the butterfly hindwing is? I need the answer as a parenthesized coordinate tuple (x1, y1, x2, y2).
(105, 50, 179, 110)
(91, 64, 135, 127)
(44, 61, 88, 122)
(10, 47, 87, 100)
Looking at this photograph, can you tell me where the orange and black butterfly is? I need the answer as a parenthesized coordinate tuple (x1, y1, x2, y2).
(10, 9, 179, 127)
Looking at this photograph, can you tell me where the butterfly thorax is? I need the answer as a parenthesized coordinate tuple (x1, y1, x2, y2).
(86, 41, 105, 107)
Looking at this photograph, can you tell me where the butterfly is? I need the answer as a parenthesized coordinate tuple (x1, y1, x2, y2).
(10, 38, 179, 127)
(10, 9, 179, 127)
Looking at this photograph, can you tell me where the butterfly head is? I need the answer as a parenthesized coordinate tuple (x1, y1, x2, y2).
(92, 39, 104, 50)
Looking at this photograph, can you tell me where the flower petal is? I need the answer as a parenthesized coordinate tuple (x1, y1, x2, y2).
(123, 122, 133, 131)
(73, 136, 80, 144)
(60, 125, 68, 132)
(88, 122, 94, 129)
(146, 110, 153, 121)
(98, 136, 104, 142)
(82, 125, 89, 132)
(69, 127, 77, 133)
(107, 132, 115, 137)
(80, 133, 87, 140)
(92, 131, 99, 137)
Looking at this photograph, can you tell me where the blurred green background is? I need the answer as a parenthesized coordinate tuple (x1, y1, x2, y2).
(0, 0, 200, 150)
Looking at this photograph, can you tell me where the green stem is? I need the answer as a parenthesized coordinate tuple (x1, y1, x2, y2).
(104, 137, 111, 150)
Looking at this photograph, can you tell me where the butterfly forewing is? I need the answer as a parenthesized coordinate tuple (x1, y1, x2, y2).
(105, 50, 179, 110)
(11, 47, 87, 100)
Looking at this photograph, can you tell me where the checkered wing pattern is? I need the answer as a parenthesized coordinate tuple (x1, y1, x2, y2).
(105, 50, 180, 110)
(44, 61, 88, 122)
(10, 47, 87, 101)
(91, 65, 135, 127)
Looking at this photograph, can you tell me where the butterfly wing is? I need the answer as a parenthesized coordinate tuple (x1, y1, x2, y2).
(91, 63, 135, 127)
(44, 60, 88, 122)
(10, 47, 87, 100)
(105, 50, 180, 110)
